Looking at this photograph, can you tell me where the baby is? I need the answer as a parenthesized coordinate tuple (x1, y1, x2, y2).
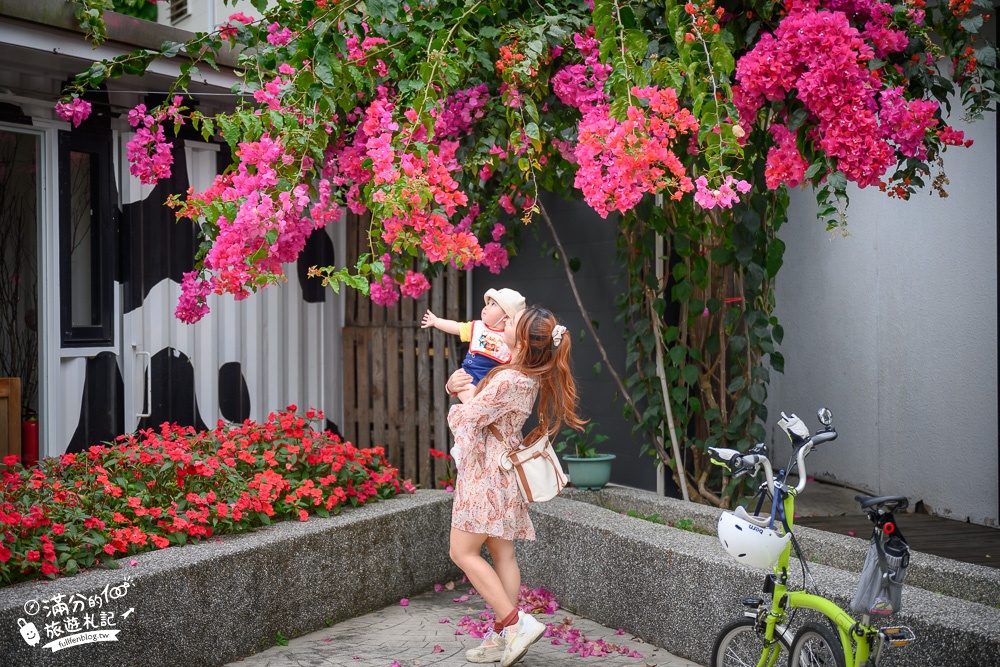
(421, 287, 526, 402)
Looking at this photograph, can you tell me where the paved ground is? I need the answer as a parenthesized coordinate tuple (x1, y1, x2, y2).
(223, 480, 866, 667)
(225, 584, 704, 667)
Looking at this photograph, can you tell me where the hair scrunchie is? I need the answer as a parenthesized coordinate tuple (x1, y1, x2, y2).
(551, 325, 567, 348)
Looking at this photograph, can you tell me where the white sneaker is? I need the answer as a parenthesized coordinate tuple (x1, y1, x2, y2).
(500, 611, 546, 666)
(466, 629, 505, 663)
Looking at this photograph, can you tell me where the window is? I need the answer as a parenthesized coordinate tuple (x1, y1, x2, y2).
(59, 133, 114, 347)
(169, 0, 189, 25)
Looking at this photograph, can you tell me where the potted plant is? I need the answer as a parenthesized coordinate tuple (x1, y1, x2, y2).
(556, 422, 615, 490)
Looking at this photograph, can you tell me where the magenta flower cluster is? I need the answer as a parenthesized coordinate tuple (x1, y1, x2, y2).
(552, 28, 611, 112)
(574, 86, 699, 218)
(55, 97, 92, 127)
(126, 100, 180, 185)
(735, 0, 948, 189)
(173, 133, 339, 323)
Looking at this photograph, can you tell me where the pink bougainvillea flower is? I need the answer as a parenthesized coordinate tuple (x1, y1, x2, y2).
(432, 645, 444, 653)
(399, 598, 409, 606)
(55, 98, 92, 127)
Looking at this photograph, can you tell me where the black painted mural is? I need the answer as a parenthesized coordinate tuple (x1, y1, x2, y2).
(218, 361, 251, 423)
(64, 119, 341, 452)
(67, 352, 124, 454)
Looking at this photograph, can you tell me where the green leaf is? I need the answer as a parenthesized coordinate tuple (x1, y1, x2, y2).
(960, 15, 984, 32)
(592, 0, 613, 41)
(709, 39, 735, 76)
(681, 364, 698, 386)
(804, 162, 824, 180)
(625, 30, 648, 61)
(785, 107, 808, 133)
(826, 171, 848, 192)
(974, 45, 997, 68)
(314, 44, 336, 86)
(366, 0, 400, 21)
(772, 324, 784, 345)
(668, 346, 686, 365)
(524, 121, 541, 151)
(160, 41, 183, 59)
(672, 280, 693, 303)
(727, 376, 745, 393)
(770, 351, 785, 373)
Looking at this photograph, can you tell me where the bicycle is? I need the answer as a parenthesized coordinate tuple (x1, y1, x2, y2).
(707, 408, 916, 667)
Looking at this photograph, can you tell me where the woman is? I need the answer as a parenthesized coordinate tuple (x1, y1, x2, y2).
(445, 305, 584, 666)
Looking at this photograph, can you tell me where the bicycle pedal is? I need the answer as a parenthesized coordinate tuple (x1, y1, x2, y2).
(881, 626, 917, 647)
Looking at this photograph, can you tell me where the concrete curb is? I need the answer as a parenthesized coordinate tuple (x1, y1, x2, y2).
(566, 486, 1000, 607)
(0, 491, 459, 667)
(520, 491, 1000, 667)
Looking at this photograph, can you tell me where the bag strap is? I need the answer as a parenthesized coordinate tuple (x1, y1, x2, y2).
(487, 424, 505, 445)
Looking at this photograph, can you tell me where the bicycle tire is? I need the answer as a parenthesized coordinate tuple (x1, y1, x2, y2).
(711, 616, 790, 667)
(787, 621, 847, 667)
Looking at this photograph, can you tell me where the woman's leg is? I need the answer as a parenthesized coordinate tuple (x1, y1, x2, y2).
(450, 527, 517, 620)
(485, 536, 520, 608)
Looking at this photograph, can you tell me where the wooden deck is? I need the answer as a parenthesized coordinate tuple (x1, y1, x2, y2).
(795, 513, 1000, 570)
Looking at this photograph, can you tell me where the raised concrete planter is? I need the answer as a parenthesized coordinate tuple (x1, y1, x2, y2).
(519, 488, 1000, 667)
(4, 486, 996, 667)
(0, 491, 458, 667)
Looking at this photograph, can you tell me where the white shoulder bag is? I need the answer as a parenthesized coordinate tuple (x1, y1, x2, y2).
(488, 424, 568, 503)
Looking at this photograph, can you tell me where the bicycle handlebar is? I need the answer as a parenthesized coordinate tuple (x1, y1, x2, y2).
(708, 424, 837, 495)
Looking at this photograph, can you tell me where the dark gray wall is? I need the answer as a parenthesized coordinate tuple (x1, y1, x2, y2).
(473, 192, 659, 492)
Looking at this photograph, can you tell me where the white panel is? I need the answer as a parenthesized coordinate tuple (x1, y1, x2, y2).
(56, 358, 88, 450)
(769, 104, 998, 526)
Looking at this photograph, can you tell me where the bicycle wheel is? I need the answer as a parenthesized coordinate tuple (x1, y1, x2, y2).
(787, 621, 846, 667)
(711, 616, 790, 667)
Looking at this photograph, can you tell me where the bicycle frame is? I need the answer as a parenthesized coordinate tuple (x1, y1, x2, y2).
(749, 491, 883, 667)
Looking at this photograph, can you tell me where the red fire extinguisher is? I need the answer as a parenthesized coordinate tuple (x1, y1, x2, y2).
(21, 417, 39, 467)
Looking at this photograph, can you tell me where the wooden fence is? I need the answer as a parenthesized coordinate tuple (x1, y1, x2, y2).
(341, 215, 463, 489)
(0, 377, 20, 458)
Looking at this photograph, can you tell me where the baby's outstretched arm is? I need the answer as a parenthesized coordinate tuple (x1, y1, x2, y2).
(421, 309, 461, 335)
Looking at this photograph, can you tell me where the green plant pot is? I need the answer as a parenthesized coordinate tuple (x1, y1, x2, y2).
(562, 454, 616, 490)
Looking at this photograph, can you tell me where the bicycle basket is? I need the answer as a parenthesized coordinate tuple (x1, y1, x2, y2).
(717, 507, 791, 571)
(851, 532, 910, 616)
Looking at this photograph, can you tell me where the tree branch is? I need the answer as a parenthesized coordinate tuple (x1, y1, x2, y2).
(536, 199, 673, 469)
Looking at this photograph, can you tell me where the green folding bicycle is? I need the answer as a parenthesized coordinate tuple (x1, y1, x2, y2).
(708, 408, 916, 667)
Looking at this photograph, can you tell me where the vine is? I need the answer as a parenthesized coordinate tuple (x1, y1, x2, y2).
(57, 0, 998, 506)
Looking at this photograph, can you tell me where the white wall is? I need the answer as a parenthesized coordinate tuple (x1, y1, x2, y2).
(157, 0, 259, 31)
(767, 109, 997, 526)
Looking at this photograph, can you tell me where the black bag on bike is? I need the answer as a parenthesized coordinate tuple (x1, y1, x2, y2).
(850, 530, 910, 616)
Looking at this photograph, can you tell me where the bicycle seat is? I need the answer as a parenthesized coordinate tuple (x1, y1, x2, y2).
(855, 494, 908, 511)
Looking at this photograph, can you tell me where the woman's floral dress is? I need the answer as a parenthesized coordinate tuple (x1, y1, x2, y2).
(447, 368, 538, 541)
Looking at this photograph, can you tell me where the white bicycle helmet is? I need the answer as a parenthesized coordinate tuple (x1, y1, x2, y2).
(717, 506, 792, 570)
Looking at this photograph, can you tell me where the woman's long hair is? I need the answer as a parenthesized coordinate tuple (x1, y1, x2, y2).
(479, 305, 585, 441)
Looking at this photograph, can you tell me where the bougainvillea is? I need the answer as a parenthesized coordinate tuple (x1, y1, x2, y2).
(60, 0, 997, 505)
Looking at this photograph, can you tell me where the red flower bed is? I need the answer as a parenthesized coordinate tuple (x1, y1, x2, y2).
(0, 407, 414, 587)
